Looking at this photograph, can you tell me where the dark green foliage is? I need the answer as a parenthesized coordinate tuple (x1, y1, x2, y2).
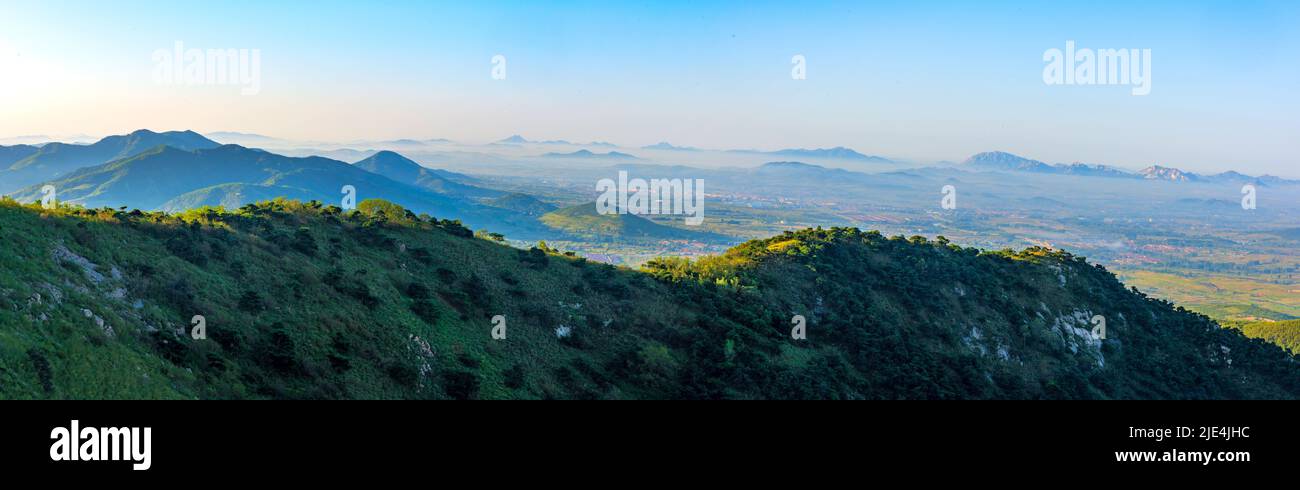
(405, 282, 431, 299)
(409, 247, 435, 265)
(27, 349, 54, 394)
(519, 247, 549, 270)
(292, 227, 317, 256)
(2, 200, 1297, 400)
(238, 291, 266, 312)
(442, 371, 480, 399)
(503, 364, 526, 390)
(259, 324, 301, 376)
(410, 300, 442, 325)
(1224, 319, 1300, 355)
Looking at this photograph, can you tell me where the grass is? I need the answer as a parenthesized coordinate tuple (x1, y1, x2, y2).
(1117, 270, 1299, 322)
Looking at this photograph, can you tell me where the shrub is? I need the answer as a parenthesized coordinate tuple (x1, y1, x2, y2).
(238, 291, 266, 312)
(292, 227, 317, 256)
(409, 247, 435, 265)
(442, 371, 480, 400)
(405, 282, 432, 299)
(387, 363, 419, 387)
(410, 299, 442, 325)
(503, 364, 526, 390)
(27, 349, 54, 394)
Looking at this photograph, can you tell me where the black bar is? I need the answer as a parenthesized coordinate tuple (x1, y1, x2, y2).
(2, 400, 1290, 480)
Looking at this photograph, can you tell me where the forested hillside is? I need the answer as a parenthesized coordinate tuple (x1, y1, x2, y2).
(1225, 319, 1300, 355)
(1, 198, 1296, 399)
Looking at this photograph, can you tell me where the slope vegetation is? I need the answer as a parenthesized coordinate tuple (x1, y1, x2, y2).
(0, 199, 1295, 399)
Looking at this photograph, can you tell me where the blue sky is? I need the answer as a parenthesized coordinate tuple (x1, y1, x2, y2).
(1, 0, 1297, 175)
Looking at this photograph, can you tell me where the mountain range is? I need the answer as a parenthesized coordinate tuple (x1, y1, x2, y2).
(4, 139, 548, 238)
(0, 130, 221, 194)
(4, 129, 1293, 249)
(353, 151, 501, 199)
(2, 129, 744, 241)
(726, 146, 894, 163)
(641, 142, 701, 152)
(496, 135, 615, 147)
(540, 149, 640, 160)
(963, 151, 1296, 185)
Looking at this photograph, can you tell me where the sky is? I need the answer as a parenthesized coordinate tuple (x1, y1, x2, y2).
(0, 0, 1297, 176)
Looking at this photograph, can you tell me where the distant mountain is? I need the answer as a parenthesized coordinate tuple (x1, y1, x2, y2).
(754, 161, 857, 179)
(727, 146, 892, 163)
(1139, 165, 1195, 182)
(964, 152, 1132, 178)
(495, 135, 528, 144)
(758, 161, 824, 171)
(642, 142, 700, 152)
(1135, 166, 1272, 184)
(963, 151, 1299, 185)
(357, 138, 454, 146)
(0, 144, 41, 168)
(744, 161, 921, 192)
(540, 202, 725, 242)
(772, 147, 892, 163)
(962, 151, 1055, 172)
(540, 149, 640, 160)
(1054, 162, 1135, 178)
(0, 134, 98, 145)
(1197, 171, 1296, 185)
(206, 131, 279, 144)
(486, 193, 558, 216)
(1, 130, 220, 194)
(376, 139, 427, 146)
(161, 183, 332, 212)
(352, 151, 502, 199)
(496, 134, 613, 146)
(10, 144, 544, 237)
(1255, 175, 1297, 186)
(1205, 170, 1251, 182)
(0, 135, 54, 146)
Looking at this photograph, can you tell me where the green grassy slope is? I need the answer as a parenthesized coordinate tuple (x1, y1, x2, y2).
(1, 198, 1296, 399)
(1224, 320, 1300, 355)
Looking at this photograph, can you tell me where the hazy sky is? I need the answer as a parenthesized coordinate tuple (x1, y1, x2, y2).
(1, 0, 1297, 175)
